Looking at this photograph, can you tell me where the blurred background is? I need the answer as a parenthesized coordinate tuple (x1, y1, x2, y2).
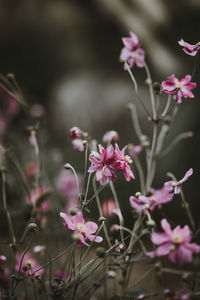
(1, 0, 200, 239)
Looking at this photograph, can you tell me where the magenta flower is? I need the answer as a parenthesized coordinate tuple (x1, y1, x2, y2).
(115, 144, 135, 181)
(70, 126, 82, 139)
(120, 32, 145, 69)
(162, 75, 196, 104)
(129, 195, 156, 214)
(146, 219, 200, 264)
(178, 39, 200, 56)
(164, 168, 193, 195)
(15, 253, 44, 277)
(89, 144, 118, 185)
(60, 211, 103, 247)
(103, 130, 119, 144)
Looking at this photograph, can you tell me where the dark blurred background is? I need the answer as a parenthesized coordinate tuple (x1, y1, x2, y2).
(1, 0, 200, 226)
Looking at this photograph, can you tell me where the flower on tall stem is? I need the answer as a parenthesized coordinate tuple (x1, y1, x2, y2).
(178, 39, 200, 56)
(164, 168, 193, 195)
(88, 144, 118, 185)
(162, 75, 196, 104)
(15, 252, 44, 277)
(60, 211, 103, 247)
(129, 194, 156, 214)
(146, 219, 200, 264)
(115, 144, 135, 181)
(120, 32, 145, 69)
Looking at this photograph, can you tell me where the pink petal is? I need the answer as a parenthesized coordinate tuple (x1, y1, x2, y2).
(178, 168, 193, 185)
(76, 211, 84, 224)
(161, 219, 172, 236)
(156, 243, 171, 256)
(86, 234, 103, 243)
(60, 212, 76, 230)
(151, 233, 170, 245)
(85, 222, 98, 234)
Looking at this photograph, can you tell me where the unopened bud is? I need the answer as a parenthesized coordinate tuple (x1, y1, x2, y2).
(154, 261, 162, 271)
(146, 219, 156, 227)
(28, 223, 37, 232)
(34, 274, 41, 279)
(0, 255, 6, 266)
(98, 216, 106, 223)
(96, 247, 106, 258)
(152, 82, 161, 94)
(64, 163, 71, 169)
(135, 192, 141, 197)
(71, 232, 80, 242)
(107, 270, 116, 278)
(69, 208, 77, 216)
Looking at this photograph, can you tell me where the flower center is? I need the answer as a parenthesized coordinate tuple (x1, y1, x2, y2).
(125, 155, 133, 164)
(76, 223, 86, 233)
(172, 232, 183, 244)
(175, 81, 183, 89)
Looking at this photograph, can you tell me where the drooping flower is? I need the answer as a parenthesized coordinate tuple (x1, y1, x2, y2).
(103, 130, 119, 144)
(162, 75, 196, 104)
(70, 126, 82, 139)
(60, 211, 103, 247)
(178, 39, 200, 56)
(72, 138, 85, 152)
(88, 144, 118, 185)
(164, 168, 193, 195)
(129, 194, 156, 214)
(146, 219, 200, 264)
(115, 144, 135, 181)
(101, 199, 118, 218)
(15, 252, 44, 277)
(120, 32, 145, 69)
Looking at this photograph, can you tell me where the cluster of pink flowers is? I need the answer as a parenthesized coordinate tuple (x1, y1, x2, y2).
(60, 211, 103, 247)
(120, 32, 145, 69)
(146, 219, 200, 264)
(130, 169, 193, 214)
(69, 126, 85, 152)
(89, 143, 134, 185)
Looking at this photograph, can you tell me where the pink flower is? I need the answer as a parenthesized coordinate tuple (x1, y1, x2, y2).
(103, 130, 119, 144)
(72, 138, 85, 152)
(26, 185, 51, 213)
(162, 75, 196, 104)
(146, 219, 200, 264)
(120, 32, 145, 69)
(0, 256, 6, 266)
(128, 144, 142, 158)
(60, 211, 103, 247)
(70, 126, 82, 139)
(56, 169, 82, 199)
(53, 270, 68, 280)
(15, 253, 44, 277)
(101, 199, 118, 218)
(115, 144, 135, 181)
(89, 144, 118, 185)
(129, 195, 156, 214)
(178, 39, 200, 56)
(164, 168, 193, 195)
(149, 185, 174, 207)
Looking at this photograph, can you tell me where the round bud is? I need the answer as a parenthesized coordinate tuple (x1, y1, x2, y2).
(107, 270, 116, 278)
(34, 274, 41, 280)
(135, 192, 141, 197)
(82, 140, 87, 146)
(146, 219, 156, 227)
(0, 255, 6, 266)
(145, 78, 152, 85)
(7, 73, 15, 79)
(71, 232, 80, 242)
(153, 82, 161, 93)
(98, 216, 106, 223)
(28, 223, 37, 232)
(96, 247, 106, 258)
(69, 208, 77, 216)
(64, 163, 71, 169)
(154, 261, 162, 271)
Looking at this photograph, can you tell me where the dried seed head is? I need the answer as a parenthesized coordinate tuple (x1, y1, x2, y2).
(96, 247, 106, 258)
(28, 223, 37, 232)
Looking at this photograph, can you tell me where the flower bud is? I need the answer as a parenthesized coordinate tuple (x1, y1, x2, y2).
(69, 127, 82, 139)
(154, 261, 162, 271)
(28, 223, 37, 232)
(0, 255, 6, 266)
(107, 270, 116, 278)
(146, 219, 156, 227)
(96, 247, 106, 258)
(98, 216, 106, 223)
(64, 163, 71, 169)
(135, 192, 141, 197)
(69, 208, 77, 216)
(71, 232, 80, 242)
(152, 82, 161, 94)
(103, 130, 119, 144)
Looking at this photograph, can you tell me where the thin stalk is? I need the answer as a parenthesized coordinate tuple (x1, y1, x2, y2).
(144, 62, 156, 120)
(161, 95, 171, 118)
(128, 103, 143, 141)
(134, 156, 145, 193)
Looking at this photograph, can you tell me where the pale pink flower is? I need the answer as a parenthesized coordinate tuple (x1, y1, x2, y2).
(15, 253, 44, 277)
(146, 219, 200, 264)
(149, 185, 174, 207)
(103, 130, 119, 144)
(120, 32, 145, 69)
(129, 195, 156, 214)
(128, 144, 142, 158)
(60, 211, 103, 247)
(115, 144, 135, 181)
(164, 168, 193, 195)
(178, 39, 200, 56)
(56, 169, 82, 199)
(101, 199, 118, 218)
(162, 75, 196, 104)
(70, 126, 82, 139)
(72, 138, 85, 152)
(33, 245, 46, 255)
(89, 144, 118, 185)
(26, 185, 51, 213)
